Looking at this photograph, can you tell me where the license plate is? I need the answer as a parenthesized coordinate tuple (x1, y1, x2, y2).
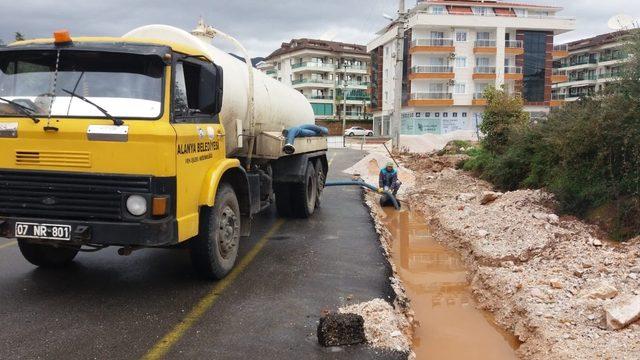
(15, 222, 72, 241)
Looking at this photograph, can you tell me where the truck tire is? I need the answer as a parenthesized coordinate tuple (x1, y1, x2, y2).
(315, 158, 325, 209)
(291, 161, 317, 218)
(17, 240, 79, 268)
(274, 184, 292, 217)
(190, 183, 241, 280)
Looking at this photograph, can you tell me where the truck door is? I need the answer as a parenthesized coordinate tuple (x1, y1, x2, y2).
(172, 57, 225, 241)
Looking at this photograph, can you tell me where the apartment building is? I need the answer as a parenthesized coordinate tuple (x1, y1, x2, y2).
(552, 30, 630, 103)
(367, 0, 575, 136)
(262, 39, 372, 124)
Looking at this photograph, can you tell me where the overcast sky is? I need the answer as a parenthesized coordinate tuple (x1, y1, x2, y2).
(1, 0, 639, 57)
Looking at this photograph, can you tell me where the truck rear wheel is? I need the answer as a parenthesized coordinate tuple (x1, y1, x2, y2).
(315, 158, 325, 209)
(190, 183, 241, 280)
(291, 161, 317, 218)
(17, 240, 79, 268)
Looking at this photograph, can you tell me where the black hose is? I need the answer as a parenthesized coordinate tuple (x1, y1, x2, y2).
(325, 180, 401, 210)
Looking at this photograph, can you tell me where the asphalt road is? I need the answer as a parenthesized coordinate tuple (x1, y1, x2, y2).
(0, 149, 406, 360)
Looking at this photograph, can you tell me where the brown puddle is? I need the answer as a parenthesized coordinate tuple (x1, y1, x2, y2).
(382, 208, 520, 360)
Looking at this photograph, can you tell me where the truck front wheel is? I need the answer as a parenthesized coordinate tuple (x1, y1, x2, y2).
(190, 183, 241, 280)
(17, 240, 79, 268)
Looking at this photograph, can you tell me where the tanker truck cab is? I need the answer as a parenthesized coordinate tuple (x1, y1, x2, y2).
(0, 30, 328, 280)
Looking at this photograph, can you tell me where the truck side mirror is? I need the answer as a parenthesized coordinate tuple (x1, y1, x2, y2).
(198, 63, 224, 115)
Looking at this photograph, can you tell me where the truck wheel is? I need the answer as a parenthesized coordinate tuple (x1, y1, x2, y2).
(291, 161, 317, 218)
(315, 158, 326, 209)
(274, 184, 292, 217)
(17, 240, 79, 268)
(190, 183, 241, 280)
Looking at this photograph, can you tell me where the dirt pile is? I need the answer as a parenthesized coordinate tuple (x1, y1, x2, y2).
(401, 153, 640, 359)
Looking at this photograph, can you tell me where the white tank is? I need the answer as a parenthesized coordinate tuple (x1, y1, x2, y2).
(123, 25, 315, 155)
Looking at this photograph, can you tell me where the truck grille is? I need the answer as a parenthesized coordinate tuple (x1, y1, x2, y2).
(15, 150, 92, 168)
(0, 170, 151, 222)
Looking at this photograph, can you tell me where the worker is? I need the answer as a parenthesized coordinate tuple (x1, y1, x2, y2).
(378, 162, 401, 196)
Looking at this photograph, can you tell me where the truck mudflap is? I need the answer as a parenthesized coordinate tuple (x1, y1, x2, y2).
(0, 217, 178, 247)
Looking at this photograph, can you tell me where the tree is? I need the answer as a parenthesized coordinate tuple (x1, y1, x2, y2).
(14, 32, 24, 42)
(479, 86, 529, 155)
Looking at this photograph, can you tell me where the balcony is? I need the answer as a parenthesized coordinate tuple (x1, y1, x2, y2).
(567, 73, 597, 83)
(408, 65, 455, 80)
(505, 40, 524, 55)
(408, 92, 454, 106)
(598, 71, 623, 80)
(551, 69, 568, 83)
(291, 62, 336, 72)
(472, 93, 487, 106)
(474, 40, 497, 54)
(552, 44, 569, 59)
(336, 80, 370, 88)
(599, 53, 628, 63)
(473, 66, 496, 80)
(550, 93, 566, 107)
(266, 69, 277, 75)
(306, 95, 333, 101)
(504, 66, 523, 80)
(410, 38, 455, 53)
(340, 64, 369, 73)
(292, 78, 334, 88)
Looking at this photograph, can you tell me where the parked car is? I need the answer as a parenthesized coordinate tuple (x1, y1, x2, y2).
(344, 127, 374, 137)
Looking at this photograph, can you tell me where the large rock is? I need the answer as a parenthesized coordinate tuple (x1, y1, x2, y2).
(581, 282, 619, 300)
(605, 295, 640, 330)
(317, 313, 366, 347)
(480, 191, 502, 205)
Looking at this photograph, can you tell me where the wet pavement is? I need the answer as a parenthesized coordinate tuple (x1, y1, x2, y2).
(0, 149, 405, 360)
(381, 208, 519, 360)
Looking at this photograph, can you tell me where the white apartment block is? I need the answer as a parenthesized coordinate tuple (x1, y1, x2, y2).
(262, 39, 371, 123)
(367, 0, 575, 136)
(552, 30, 631, 102)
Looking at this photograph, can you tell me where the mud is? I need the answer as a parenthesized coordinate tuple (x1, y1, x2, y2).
(380, 207, 519, 359)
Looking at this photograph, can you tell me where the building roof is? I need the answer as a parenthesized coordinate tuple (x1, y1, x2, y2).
(565, 30, 632, 51)
(418, 0, 561, 11)
(265, 38, 367, 60)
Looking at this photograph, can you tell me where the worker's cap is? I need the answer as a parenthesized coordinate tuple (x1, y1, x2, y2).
(386, 162, 394, 168)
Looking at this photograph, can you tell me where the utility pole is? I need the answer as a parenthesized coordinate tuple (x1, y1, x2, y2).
(342, 61, 348, 142)
(391, 0, 406, 149)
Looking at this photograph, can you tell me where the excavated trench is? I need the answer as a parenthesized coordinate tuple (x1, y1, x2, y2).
(381, 207, 520, 359)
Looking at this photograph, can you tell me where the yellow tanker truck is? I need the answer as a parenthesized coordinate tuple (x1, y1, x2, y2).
(0, 25, 328, 279)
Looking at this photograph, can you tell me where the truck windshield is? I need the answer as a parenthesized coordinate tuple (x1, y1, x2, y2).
(0, 50, 164, 119)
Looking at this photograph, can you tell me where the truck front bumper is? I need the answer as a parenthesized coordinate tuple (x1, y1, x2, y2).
(0, 217, 178, 247)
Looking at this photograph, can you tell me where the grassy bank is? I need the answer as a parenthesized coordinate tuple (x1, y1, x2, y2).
(461, 34, 640, 240)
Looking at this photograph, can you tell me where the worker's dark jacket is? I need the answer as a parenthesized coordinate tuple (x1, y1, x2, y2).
(379, 168, 399, 188)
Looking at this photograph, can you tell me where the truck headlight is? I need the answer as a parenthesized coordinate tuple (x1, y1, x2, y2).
(126, 195, 148, 216)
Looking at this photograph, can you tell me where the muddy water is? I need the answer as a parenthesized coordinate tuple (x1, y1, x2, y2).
(382, 208, 520, 360)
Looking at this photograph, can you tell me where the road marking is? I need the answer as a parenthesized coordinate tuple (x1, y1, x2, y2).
(328, 153, 337, 167)
(0, 241, 17, 250)
(142, 219, 285, 360)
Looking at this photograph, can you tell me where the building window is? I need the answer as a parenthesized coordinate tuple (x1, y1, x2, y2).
(453, 112, 458, 117)
(454, 82, 466, 94)
(455, 31, 467, 42)
(430, 5, 446, 15)
(311, 103, 334, 116)
(455, 57, 467, 68)
(462, 112, 467, 117)
(278, 62, 281, 70)
(472, 7, 493, 16)
(443, 112, 448, 117)
(435, 112, 440, 117)
(425, 112, 431, 117)
(415, 112, 421, 117)
(477, 31, 491, 40)
(522, 31, 547, 102)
